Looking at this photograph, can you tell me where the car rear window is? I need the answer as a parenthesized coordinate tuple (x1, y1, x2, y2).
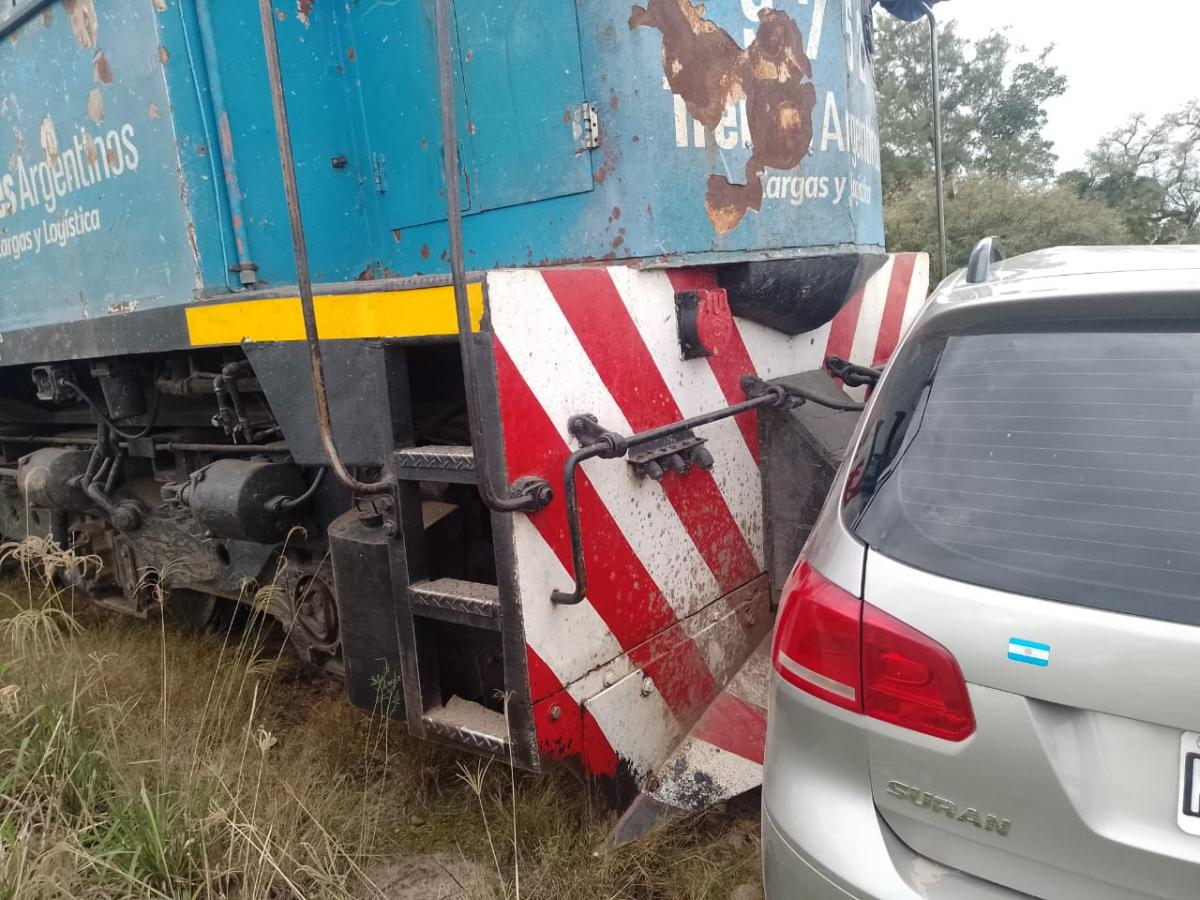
(847, 330, 1200, 626)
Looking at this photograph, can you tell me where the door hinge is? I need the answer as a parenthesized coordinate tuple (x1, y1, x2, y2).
(571, 101, 600, 152)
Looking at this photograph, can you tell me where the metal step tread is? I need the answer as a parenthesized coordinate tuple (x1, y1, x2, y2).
(395, 444, 476, 483)
(409, 578, 501, 629)
(423, 697, 510, 756)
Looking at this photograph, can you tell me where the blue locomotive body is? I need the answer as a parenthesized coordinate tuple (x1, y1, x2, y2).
(0, 0, 882, 332)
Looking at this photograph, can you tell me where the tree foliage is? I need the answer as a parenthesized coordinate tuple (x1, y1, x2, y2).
(885, 177, 1130, 270)
(1059, 102, 1200, 244)
(875, 16, 1067, 194)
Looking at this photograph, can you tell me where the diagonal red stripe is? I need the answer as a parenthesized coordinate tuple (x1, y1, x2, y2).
(528, 648, 620, 775)
(823, 285, 865, 365)
(666, 268, 761, 463)
(873, 254, 917, 367)
(541, 269, 759, 593)
(494, 339, 716, 719)
(691, 692, 767, 765)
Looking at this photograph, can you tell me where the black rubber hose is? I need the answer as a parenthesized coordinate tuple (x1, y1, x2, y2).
(63, 379, 160, 441)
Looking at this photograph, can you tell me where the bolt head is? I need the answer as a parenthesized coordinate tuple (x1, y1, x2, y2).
(549, 704, 562, 721)
(640, 677, 654, 696)
(603, 670, 616, 687)
(382, 520, 398, 537)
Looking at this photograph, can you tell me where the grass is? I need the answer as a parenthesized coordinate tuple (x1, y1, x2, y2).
(0, 538, 763, 899)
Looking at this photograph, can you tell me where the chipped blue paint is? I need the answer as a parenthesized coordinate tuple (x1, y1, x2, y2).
(0, 0, 883, 333)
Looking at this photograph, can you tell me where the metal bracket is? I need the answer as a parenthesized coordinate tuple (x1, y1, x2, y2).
(627, 431, 713, 481)
(571, 101, 601, 152)
(31, 364, 72, 403)
(568, 414, 628, 456)
(825, 355, 882, 388)
(227, 261, 259, 287)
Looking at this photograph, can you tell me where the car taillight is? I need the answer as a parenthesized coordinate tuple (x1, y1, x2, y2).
(862, 604, 975, 742)
(772, 562, 862, 712)
(772, 561, 975, 742)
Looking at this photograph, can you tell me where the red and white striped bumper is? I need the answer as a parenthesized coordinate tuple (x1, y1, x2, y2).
(487, 254, 928, 791)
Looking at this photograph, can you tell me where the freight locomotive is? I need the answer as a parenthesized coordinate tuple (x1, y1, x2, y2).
(0, 0, 928, 837)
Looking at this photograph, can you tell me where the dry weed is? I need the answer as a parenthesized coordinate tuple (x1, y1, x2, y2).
(0, 538, 762, 899)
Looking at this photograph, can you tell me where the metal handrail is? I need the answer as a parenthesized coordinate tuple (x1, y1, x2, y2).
(435, 0, 551, 513)
(550, 379, 864, 605)
(257, 0, 394, 495)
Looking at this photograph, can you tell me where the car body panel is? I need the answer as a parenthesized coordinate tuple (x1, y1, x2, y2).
(763, 674, 1028, 900)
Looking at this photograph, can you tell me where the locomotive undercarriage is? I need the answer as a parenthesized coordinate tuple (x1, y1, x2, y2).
(0, 344, 504, 706)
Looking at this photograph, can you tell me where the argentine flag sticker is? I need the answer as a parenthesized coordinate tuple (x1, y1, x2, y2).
(1008, 637, 1051, 667)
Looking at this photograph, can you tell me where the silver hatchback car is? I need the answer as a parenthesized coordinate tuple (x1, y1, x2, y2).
(763, 244, 1200, 899)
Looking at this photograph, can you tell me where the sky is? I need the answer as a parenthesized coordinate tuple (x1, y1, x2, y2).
(936, 0, 1200, 171)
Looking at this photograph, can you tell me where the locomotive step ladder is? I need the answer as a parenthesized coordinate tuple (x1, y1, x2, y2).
(329, 344, 538, 771)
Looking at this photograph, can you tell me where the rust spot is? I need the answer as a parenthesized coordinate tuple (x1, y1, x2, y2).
(152, 0, 167, 10)
(217, 114, 235, 160)
(646, 203, 654, 218)
(420, 244, 431, 260)
(630, 0, 742, 129)
(62, 0, 98, 49)
(92, 50, 112, 84)
(391, 228, 402, 243)
(148, 102, 160, 120)
(105, 146, 120, 169)
(631, 134, 640, 142)
(611, 234, 625, 250)
(347, 46, 356, 62)
(39, 116, 59, 163)
(197, 144, 208, 157)
(609, 90, 620, 111)
(83, 132, 98, 167)
(356, 265, 375, 281)
(159, 46, 170, 65)
(87, 89, 104, 124)
(611, 206, 622, 221)
(631, 1, 816, 233)
(466, 49, 474, 62)
(297, 0, 314, 27)
(468, 122, 477, 135)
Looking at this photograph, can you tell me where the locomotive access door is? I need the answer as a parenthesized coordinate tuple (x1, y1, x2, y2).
(345, 0, 594, 230)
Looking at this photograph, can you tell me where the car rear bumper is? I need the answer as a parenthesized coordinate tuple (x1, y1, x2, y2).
(762, 805, 1025, 900)
(762, 676, 1027, 900)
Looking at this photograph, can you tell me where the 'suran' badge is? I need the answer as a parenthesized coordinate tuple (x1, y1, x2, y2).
(1008, 637, 1050, 668)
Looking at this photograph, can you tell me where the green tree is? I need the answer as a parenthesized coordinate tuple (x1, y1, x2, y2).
(875, 16, 1067, 194)
(1061, 101, 1200, 244)
(885, 177, 1130, 270)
